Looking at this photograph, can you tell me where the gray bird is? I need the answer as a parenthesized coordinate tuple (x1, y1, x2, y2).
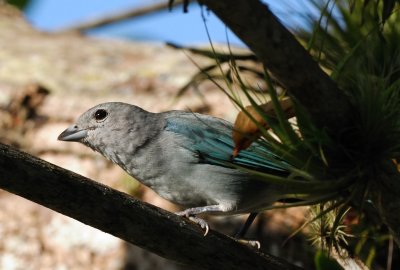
(58, 102, 293, 235)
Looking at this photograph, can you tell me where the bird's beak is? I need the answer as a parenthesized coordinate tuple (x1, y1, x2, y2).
(58, 125, 88, 142)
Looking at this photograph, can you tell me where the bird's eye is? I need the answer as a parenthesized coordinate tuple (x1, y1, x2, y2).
(94, 109, 108, 122)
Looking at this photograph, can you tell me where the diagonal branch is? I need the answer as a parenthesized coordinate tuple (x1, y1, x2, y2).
(197, 0, 352, 135)
(61, 0, 184, 33)
(0, 143, 303, 270)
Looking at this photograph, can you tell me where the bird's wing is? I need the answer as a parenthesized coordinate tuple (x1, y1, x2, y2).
(164, 112, 291, 175)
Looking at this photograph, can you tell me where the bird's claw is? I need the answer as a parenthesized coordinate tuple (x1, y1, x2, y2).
(177, 211, 209, 236)
(236, 239, 261, 249)
(187, 216, 209, 236)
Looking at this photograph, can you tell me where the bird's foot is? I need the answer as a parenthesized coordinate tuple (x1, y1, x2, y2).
(235, 239, 261, 249)
(177, 211, 209, 236)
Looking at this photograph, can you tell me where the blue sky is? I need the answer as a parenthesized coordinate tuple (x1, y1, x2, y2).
(25, 0, 316, 46)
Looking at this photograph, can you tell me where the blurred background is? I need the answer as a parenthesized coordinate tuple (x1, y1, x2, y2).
(0, 1, 340, 269)
(24, 0, 313, 44)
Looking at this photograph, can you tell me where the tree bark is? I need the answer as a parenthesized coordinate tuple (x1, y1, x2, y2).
(0, 143, 303, 270)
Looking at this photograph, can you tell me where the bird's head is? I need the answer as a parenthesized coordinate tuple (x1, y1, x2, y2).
(58, 101, 164, 164)
(59, 103, 115, 143)
(58, 102, 146, 150)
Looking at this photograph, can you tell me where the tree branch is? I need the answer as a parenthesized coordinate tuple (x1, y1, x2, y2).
(0, 143, 303, 270)
(61, 0, 184, 33)
(197, 0, 352, 134)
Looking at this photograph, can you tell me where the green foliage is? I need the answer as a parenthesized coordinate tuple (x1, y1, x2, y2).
(296, 1, 400, 267)
(308, 204, 352, 253)
(299, 0, 400, 86)
(298, 0, 400, 172)
(349, 0, 400, 25)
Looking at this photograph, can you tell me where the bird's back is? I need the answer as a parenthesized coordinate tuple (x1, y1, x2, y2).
(132, 110, 291, 214)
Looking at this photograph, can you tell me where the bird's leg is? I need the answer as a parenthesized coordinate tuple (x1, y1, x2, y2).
(176, 205, 225, 236)
(177, 207, 261, 248)
(234, 212, 261, 249)
(235, 212, 258, 238)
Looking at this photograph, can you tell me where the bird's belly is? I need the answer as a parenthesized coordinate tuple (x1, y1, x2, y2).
(152, 185, 212, 207)
(123, 143, 278, 213)
(122, 166, 209, 207)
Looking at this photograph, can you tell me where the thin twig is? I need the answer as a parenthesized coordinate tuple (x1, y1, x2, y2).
(60, 0, 184, 33)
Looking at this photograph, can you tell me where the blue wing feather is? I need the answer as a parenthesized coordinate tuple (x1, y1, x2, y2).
(164, 113, 290, 175)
